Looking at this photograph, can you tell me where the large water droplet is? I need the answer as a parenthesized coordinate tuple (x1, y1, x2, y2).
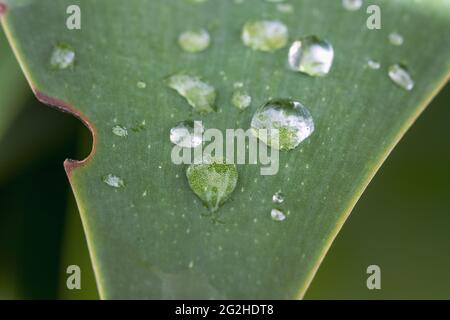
(241, 20, 288, 52)
(271, 208, 286, 221)
(342, 0, 362, 11)
(288, 36, 334, 77)
(232, 90, 252, 110)
(186, 157, 238, 212)
(102, 174, 125, 188)
(170, 120, 204, 148)
(50, 43, 75, 69)
(178, 29, 211, 53)
(388, 64, 414, 91)
(251, 99, 314, 151)
(112, 125, 128, 137)
(272, 191, 285, 204)
(389, 32, 404, 46)
(167, 74, 217, 114)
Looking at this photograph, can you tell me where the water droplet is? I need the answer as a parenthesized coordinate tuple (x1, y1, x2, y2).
(271, 208, 286, 221)
(367, 59, 381, 70)
(241, 20, 288, 52)
(388, 64, 414, 91)
(342, 0, 362, 11)
(170, 120, 204, 148)
(232, 91, 252, 110)
(166, 74, 216, 114)
(112, 125, 128, 137)
(186, 156, 238, 212)
(389, 32, 404, 46)
(102, 174, 124, 188)
(272, 191, 285, 204)
(178, 29, 210, 53)
(137, 81, 147, 89)
(251, 99, 314, 151)
(50, 43, 75, 69)
(288, 36, 334, 77)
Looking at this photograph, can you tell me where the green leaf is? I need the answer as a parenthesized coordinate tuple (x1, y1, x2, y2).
(2, 0, 450, 299)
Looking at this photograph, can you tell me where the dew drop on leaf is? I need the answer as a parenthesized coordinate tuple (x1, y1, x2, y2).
(388, 64, 414, 91)
(170, 120, 204, 148)
(241, 20, 288, 52)
(50, 43, 75, 69)
(186, 157, 238, 212)
(389, 32, 404, 46)
(232, 90, 252, 110)
(102, 174, 125, 188)
(367, 59, 381, 70)
(251, 99, 314, 151)
(272, 191, 285, 204)
(166, 74, 217, 114)
(271, 208, 286, 221)
(288, 36, 334, 77)
(112, 125, 128, 137)
(178, 29, 210, 53)
(137, 81, 147, 89)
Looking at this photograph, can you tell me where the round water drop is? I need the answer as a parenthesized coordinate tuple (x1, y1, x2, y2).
(170, 120, 204, 148)
(389, 32, 404, 46)
(178, 29, 210, 53)
(241, 20, 288, 52)
(367, 59, 381, 70)
(112, 125, 128, 137)
(272, 191, 285, 204)
(388, 64, 414, 91)
(167, 74, 217, 114)
(288, 36, 334, 77)
(102, 174, 124, 188)
(137, 81, 147, 89)
(251, 99, 314, 151)
(186, 156, 238, 212)
(232, 90, 252, 110)
(342, 0, 363, 11)
(271, 209, 286, 221)
(50, 43, 75, 69)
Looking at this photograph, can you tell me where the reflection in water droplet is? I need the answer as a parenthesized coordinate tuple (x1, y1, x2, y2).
(388, 64, 414, 91)
(50, 43, 75, 69)
(251, 99, 314, 151)
(367, 59, 381, 70)
(102, 174, 124, 188)
(389, 32, 404, 46)
(167, 74, 216, 114)
(186, 156, 238, 212)
(241, 20, 288, 52)
(271, 208, 286, 221)
(178, 29, 211, 53)
(112, 125, 128, 137)
(342, 0, 362, 11)
(170, 120, 204, 148)
(288, 36, 334, 77)
(232, 90, 252, 110)
(272, 191, 285, 204)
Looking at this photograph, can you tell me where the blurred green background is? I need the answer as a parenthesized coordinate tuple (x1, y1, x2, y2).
(0, 26, 449, 299)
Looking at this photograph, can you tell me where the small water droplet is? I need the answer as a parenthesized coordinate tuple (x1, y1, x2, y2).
(389, 32, 404, 46)
(251, 99, 314, 151)
(178, 29, 210, 53)
(137, 81, 147, 89)
(241, 20, 288, 52)
(272, 191, 285, 204)
(112, 125, 128, 137)
(388, 64, 414, 91)
(50, 43, 75, 69)
(186, 156, 238, 212)
(166, 74, 216, 113)
(188, 261, 194, 268)
(271, 208, 286, 221)
(170, 120, 204, 148)
(277, 3, 294, 13)
(288, 36, 334, 77)
(367, 59, 381, 70)
(342, 0, 362, 11)
(102, 174, 124, 188)
(232, 90, 252, 110)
